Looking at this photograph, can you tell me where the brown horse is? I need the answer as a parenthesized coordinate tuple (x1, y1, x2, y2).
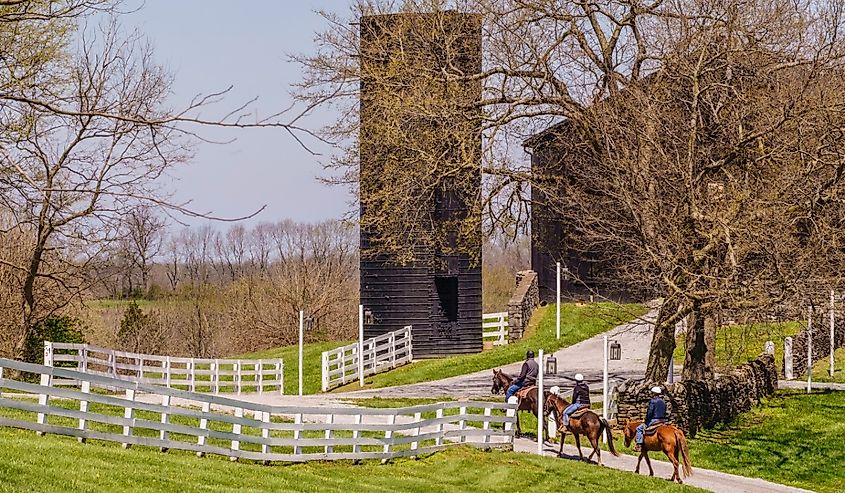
(544, 393, 619, 465)
(491, 369, 547, 439)
(622, 421, 693, 483)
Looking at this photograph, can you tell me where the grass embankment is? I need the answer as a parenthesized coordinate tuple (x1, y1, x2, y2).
(335, 302, 647, 392)
(0, 425, 702, 493)
(812, 346, 845, 383)
(673, 321, 802, 370)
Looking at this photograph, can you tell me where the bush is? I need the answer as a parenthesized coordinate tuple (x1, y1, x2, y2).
(24, 316, 85, 364)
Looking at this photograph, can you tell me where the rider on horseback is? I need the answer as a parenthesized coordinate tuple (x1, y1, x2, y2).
(562, 373, 590, 427)
(505, 350, 539, 401)
(635, 386, 667, 452)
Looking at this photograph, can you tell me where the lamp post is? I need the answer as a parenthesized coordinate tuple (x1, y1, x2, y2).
(556, 262, 561, 340)
(603, 338, 621, 435)
(537, 348, 544, 455)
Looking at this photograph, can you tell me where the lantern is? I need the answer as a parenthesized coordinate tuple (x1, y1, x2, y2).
(609, 340, 622, 361)
(545, 355, 557, 375)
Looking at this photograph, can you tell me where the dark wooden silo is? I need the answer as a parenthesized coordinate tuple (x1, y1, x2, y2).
(359, 11, 483, 358)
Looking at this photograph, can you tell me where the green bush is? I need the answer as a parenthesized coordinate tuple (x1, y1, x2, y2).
(24, 316, 85, 364)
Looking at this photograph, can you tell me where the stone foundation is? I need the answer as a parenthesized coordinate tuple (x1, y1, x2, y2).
(507, 270, 539, 341)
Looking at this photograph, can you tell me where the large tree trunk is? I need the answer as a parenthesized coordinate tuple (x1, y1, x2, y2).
(682, 301, 715, 380)
(645, 303, 676, 382)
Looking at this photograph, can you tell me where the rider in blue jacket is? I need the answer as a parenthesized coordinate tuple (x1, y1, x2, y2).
(635, 386, 667, 451)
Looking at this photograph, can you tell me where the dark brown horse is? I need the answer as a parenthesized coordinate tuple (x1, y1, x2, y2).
(544, 393, 619, 465)
(622, 420, 692, 483)
(491, 369, 547, 439)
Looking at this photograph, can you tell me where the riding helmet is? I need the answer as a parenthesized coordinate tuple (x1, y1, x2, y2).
(574, 373, 584, 382)
(651, 386, 662, 394)
(526, 350, 535, 359)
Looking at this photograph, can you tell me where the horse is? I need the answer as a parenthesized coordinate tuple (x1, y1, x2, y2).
(491, 369, 548, 439)
(622, 420, 693, 484)
(544, 392, 619, 465)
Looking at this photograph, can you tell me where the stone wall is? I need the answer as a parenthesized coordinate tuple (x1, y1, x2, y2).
(616, 354, 777, 437)
(788, 318, 845, 377)
(507, 270, 539, 341)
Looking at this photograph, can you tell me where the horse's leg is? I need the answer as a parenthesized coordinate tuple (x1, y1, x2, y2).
(588, 431, 601, 465)
(558, 429, 566, 457)
(574, 433, 584, 460)
(644, 452, 654, 477)
(666, 445, 681, 483)
(515, 411, 521, 437)
(635, 451, 644, 474)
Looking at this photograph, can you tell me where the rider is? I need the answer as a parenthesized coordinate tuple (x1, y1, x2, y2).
(635, 386, 667, 452)
(562, 373, 591, 427)
(505, 350, 539, 401)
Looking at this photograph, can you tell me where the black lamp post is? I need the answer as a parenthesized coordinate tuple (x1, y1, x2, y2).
(609, 340, 622, 361)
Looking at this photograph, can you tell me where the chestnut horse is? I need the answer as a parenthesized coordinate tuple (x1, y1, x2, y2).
(491, 369, 547, 439)
(622, 421, 692, 483)
(544, 393, 619, 465)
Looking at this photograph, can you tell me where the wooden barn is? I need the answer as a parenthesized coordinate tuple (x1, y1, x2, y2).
(358, 11, 483, 358)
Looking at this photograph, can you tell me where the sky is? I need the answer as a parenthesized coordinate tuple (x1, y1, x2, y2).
(123, 0, 349, 227)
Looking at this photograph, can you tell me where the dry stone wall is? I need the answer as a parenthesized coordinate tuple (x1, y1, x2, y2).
(616, 354, 777, 437)
(788, 318, 845, 377)
(507, 270, 539, 341)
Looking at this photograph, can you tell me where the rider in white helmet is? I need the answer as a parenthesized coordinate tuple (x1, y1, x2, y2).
(634, 386, 668, 452)
(562, 373, 591, 428)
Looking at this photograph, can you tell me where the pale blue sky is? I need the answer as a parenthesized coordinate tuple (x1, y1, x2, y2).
(125, 1, 349, 225)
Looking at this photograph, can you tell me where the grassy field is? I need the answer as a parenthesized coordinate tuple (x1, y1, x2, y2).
(673, 321, 802, 370)
(335, 302, 646, 392)
(237, 340, 353, 395)
(0, 425, 702, 493)
(812, 346, 845, 383)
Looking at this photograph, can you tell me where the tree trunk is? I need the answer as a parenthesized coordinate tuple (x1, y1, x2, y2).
(644, 303, 676, 382)
(682, 301, 715, 380)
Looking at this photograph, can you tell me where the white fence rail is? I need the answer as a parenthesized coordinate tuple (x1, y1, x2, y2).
(483, 312, 509, 346)
(0, 358, 515, 463)
(321, 326, 412, 392)
(44, 342, 283, 395)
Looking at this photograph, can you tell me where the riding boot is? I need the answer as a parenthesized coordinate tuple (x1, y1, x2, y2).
(634, 444, 641, 453)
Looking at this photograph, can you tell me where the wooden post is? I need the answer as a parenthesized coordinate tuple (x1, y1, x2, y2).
(537, 348, 544, 454)
(411, 412, 421, 451)
(36, 372, 52, 436)
(381, 413, 395, 462)
(389, 332, 396, 368)
(459, 405, 467, 443)
(299, 310, 304, 396)
(160, 395, 171, 452)
(784, 337, 794, 380)
(831, 290, 836, 378)
(165, 356, 172, 388)
(138, 356, 144, 380)
(353, 413, 363, 455)
(407, 325, 413, 362)
(190, 358, 196, 392)
(277, 360, 283, 395)
(325, 413, 335, 455)
(504, 401, 516, 444)
(321, 352, 329, 392)
(236, 361, 242, 394)
(214, 359, 220, 394)
(293, 413, 303, 456)
(808, 307, 813, 393)
(230, 407, 243, 461)
(483, 407, 492, 445)
(197, 401, 210, 457)
(435, 408, 444, 446)
(256, 361, 262, 393)
(122, 388, 136, 449)
(602, 337, 608, 444)
(260, 411, 271, 462)
(358, 305, 365, 387)
(78, 380, 90, 443)
(43, 341, 53, 367)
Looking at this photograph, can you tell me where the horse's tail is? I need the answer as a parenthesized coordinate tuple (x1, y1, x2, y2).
(676, 428, 693, 478)
(601, 418, 620, 457)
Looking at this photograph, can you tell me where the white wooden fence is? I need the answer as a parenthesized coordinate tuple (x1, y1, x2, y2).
(0, 358, 515, 463)
(44, 342, 283, 394)
(483, 312, 509, 346)
(321, 326, 412, 392)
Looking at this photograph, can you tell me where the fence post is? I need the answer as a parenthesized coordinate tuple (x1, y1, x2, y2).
(321, 352, 329, 392)
(483, 407, 492, 445)
(389, 332, 396, 368)
(36, 371, 52, 436)
(765, 341, 775, 355)
(293, 413, 303, 456)
(138, 356, 144, 380)
(197, 401, 210, 457)
(78, 380, 90, 443)
(808, 307, 813, 394)
(110, 349, 117, 377)
(353, 413, 363, 455)
(831, 290, 836, 378)
(325, 413, 335, 455)
(411, 412, 421, 451)
(504, 399, 517, 447)
(435, 408, 445, 446)
(190, 358, 196, 392)
(299, 310, 304, 397)
(160, 394, 171, 452)
(537, 348, 544, 455)
(80, 346, 87, 373)
(43, 341, 53, 367)
(122, 388, 136, 449)
(260, 411, 271, 463)
(230, 407, 243, 461)
(359, 304, 365, 387)
(407, 325, 413, 362)
(784, 336, 794, 379)
(214, 359, 220, 394)
(381, 413, 395, 463)
(256, 361, 262, 393)
(165, 356, 172, 388)
(277, 360, 284, 395)
(236, 361, 242, 394)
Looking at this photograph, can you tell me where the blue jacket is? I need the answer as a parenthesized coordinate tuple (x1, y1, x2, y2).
(645, 396, 667, 423)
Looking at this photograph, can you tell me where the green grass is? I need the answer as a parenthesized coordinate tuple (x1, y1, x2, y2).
(673, 321, 802, 370)
(236, 340, 354, 395)
(812, 346, 845, 383)
(0, 424, 702, 492)
(336, 302, 646, 392)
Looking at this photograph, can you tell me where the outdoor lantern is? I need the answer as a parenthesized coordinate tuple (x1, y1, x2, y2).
(609, 340, 622, 361)
(304, 316, 315, 331)
(545, 355, 557, 375)
(364, 308, 375, 326)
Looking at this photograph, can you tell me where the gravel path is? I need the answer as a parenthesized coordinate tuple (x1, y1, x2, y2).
(337, 307, 661, 400)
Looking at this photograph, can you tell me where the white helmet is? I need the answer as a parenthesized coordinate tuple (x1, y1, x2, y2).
(550, 386, 561, 395)
(651, 386, 662, 394)
(574, 373, 584, 382)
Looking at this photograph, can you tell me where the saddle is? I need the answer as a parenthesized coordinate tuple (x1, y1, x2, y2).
(569, 407, 592, 420)
(515, 385, 537, 399)
(644, 421, 667, 436)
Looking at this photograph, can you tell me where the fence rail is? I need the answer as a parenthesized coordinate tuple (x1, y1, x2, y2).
(321, 326, 412, 392)
(0, 358, 515, 463)
(482, 312, 509, 346)
(44, 342, 283, 394)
